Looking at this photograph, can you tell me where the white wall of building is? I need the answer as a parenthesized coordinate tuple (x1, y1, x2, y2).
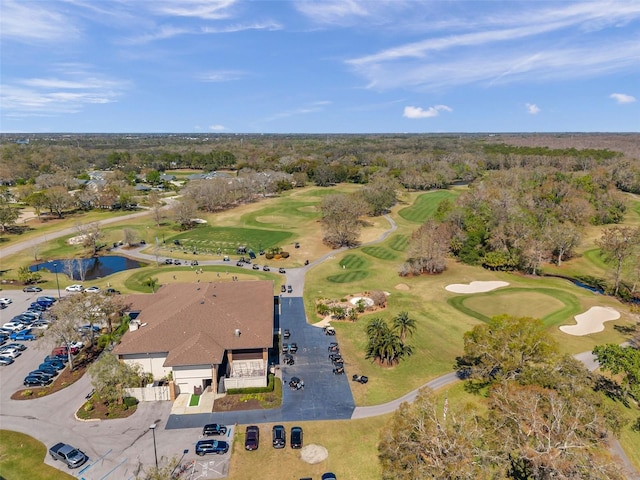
(121, 353, 171, 380)
(173, 364, 215, 395)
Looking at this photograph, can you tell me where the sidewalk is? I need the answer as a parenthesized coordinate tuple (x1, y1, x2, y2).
(170, 390, 216, 415)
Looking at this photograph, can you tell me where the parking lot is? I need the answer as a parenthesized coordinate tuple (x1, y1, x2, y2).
(0, 289, 232, 479)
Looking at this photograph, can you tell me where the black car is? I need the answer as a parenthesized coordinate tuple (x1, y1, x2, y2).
(29, 303, 47, 311)
(272, 425, 286, 449)
(37, 364, 59, 375)
(23, 286, 43, 292)
(28, 370, 56, 380)
(24, 375, 52, 387)
(288, 342, 298, 353)
(173, 259, 182, 265)
(165, 259, 173, 264)
(42, 359, 65, 370)
(287, 285, 293, 293)
(245, 425, 259, 451)
(45, 354, 68, 363)
(322, 473, 337, 480)
(290, 426, 303, 449)
(105, 288, 121, 295)
(202, 423, 228, 436)
(195, 439, 229, 456)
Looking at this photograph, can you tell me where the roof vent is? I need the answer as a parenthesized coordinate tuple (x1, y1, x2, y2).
(235, 329, 241, 337)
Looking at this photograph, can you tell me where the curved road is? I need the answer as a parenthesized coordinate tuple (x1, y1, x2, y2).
(1, 210, 638, 479)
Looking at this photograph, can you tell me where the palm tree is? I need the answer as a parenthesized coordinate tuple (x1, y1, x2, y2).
(392, 311, 417, 342)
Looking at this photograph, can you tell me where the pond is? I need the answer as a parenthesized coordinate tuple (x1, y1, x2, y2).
(30, 256, 147, 281)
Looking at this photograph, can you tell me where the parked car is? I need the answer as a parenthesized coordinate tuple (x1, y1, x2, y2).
(49, 442, 88, 468)
(281, 343, 289, 354)
(3, 322, 26, 332)
(195, 439, 229, 456)
(324, 326, 336, 336)
(37, 296, 57, 303)
(173, 259, 182, 265)
(31, 320, 50, 329)
(322, 473, 337, 480)
(262, 265, 270, 271)
(11, 329, 37, 341)
(272, 425, 286, 449)
(0, 298, 12, 305)
(287, 285, 293, 293)
(23, 286, 43, 292)
(288, 342, 298, 353)
(0, 356, 15, 366)
(283, 328, 290, 339)
(69, 341, 85, 350)
(28, 370, 56, 380)
(252, 264, 260, 270)
(236, 261, 244, 267)
(245, 425, 260, 451)
(37, 364, 59, 375)
(164, 259, 173, 265)
(24, 375, 52, 387)
(42, 359, 65, 370)
(290, 426, 303, 449)
(45, 354, 68, 363)
(3, 342, 26, 351)
(29, 302, 47, 311)
(105, 288, 121, 295)
(0, 348, 21, 358)
(278, 267, 286, 274)
(202, 423, 228, 436)
(84, 286, 101, 294)
(280, 284, 286, 293)
(328, 342, 339, 352)
(65, 284, 84, 292)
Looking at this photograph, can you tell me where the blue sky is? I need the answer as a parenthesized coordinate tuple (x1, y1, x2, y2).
(1, 0, 639, 133)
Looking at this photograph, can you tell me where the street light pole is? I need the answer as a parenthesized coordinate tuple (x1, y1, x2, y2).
(53, 263, 61, 299)
(149, 423, 158, 469)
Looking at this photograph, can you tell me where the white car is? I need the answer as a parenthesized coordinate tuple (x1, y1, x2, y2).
(0, 298, 12, 305)
(0, 348, 21, 358)
(65, 284, 84, 292)
(84, 286, 100, 294)
(69, 341, 85, 350)
(2, 322, 26, 332)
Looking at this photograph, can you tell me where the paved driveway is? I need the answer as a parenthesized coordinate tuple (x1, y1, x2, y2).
(166, 297, 355, 429)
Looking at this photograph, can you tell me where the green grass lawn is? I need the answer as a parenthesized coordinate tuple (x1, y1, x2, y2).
(0, 430, 75, 480)
(398, 190, 458, 223)
(189, 394, 200, 406)
(171, 225, 293, 255)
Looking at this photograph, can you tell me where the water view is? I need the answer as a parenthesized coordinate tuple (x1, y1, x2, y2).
(30, 256, 146, 281)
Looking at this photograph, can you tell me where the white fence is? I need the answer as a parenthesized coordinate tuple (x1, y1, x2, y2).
(224, 376, 267, 390)
(125, 385, 170, 402)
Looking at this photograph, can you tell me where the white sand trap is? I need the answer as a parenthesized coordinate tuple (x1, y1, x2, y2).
(445, 281, 509, 294)
(395, 284, 410, 291)
(350, 296, 374, 307)
(300, 444, 328, 464)
(560, 306, 620, 336)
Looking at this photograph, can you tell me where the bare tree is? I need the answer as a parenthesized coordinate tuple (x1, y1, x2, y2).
(44, 186, 73, 218)
(148, 190, 163, 226)
(320, 193, 368, 247)
(76, 221, 104, 256)
(547, 222, 581, 266)
(596, 226, 640, 295)
(402, 219, 451, 275)
(172, 198, 198, 230)
(123, 228, 137, 246)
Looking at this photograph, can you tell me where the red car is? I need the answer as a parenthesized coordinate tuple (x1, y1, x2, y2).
(245, 425, 259, 451)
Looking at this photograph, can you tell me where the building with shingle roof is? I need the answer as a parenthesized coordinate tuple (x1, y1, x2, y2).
(113, 281, 276, 396)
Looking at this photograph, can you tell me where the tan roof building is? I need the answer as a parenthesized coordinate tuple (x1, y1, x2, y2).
(113, 281, 275, 395)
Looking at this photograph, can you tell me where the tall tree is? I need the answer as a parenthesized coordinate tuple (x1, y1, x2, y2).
(403, 219, 451, 275)
(593, 344, 640, 402)
(88, 352, 144, 404)
(0, 187, 19, 232)
(148, 190, 163, 226)
(76, 221, 104, 256)
(459, 315, 558, 384)
(45, 186, 73, 218)
(379, 388, 489, 480)
(596, 226, 640, 295)
(172, 198, 197, 230)
(320, 193, 368, 247)
(392, 311, 417, 342)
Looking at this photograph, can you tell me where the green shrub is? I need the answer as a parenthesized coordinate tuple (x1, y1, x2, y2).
(123, 397, 138, 408)
(227, 374, 275, 394)
(265, 253, 274, 260)
(84, 402, 94, 412)
(21, 390, 33, 397)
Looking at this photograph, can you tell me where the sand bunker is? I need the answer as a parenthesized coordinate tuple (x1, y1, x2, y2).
(300, 444, 329, 464)
(445, 281, 509, 294)
(559, 306, 620, 336)
(350, 296, 374, 307)
(395, 283, 410, 291)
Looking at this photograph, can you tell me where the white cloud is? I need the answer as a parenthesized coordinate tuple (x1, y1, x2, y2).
(346, 3, 640, 91)
(526, 103, 540, 114)
(209, 124, 226, 131)
(198, 71, 246, 82)
(264, 101, 332, 122)
(610, 93, 636, 104)
(0, 0, 80, 43)
(403, 105, 452, 119)
(149, 0, 237, 20)
(1, 66, 128, 117)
